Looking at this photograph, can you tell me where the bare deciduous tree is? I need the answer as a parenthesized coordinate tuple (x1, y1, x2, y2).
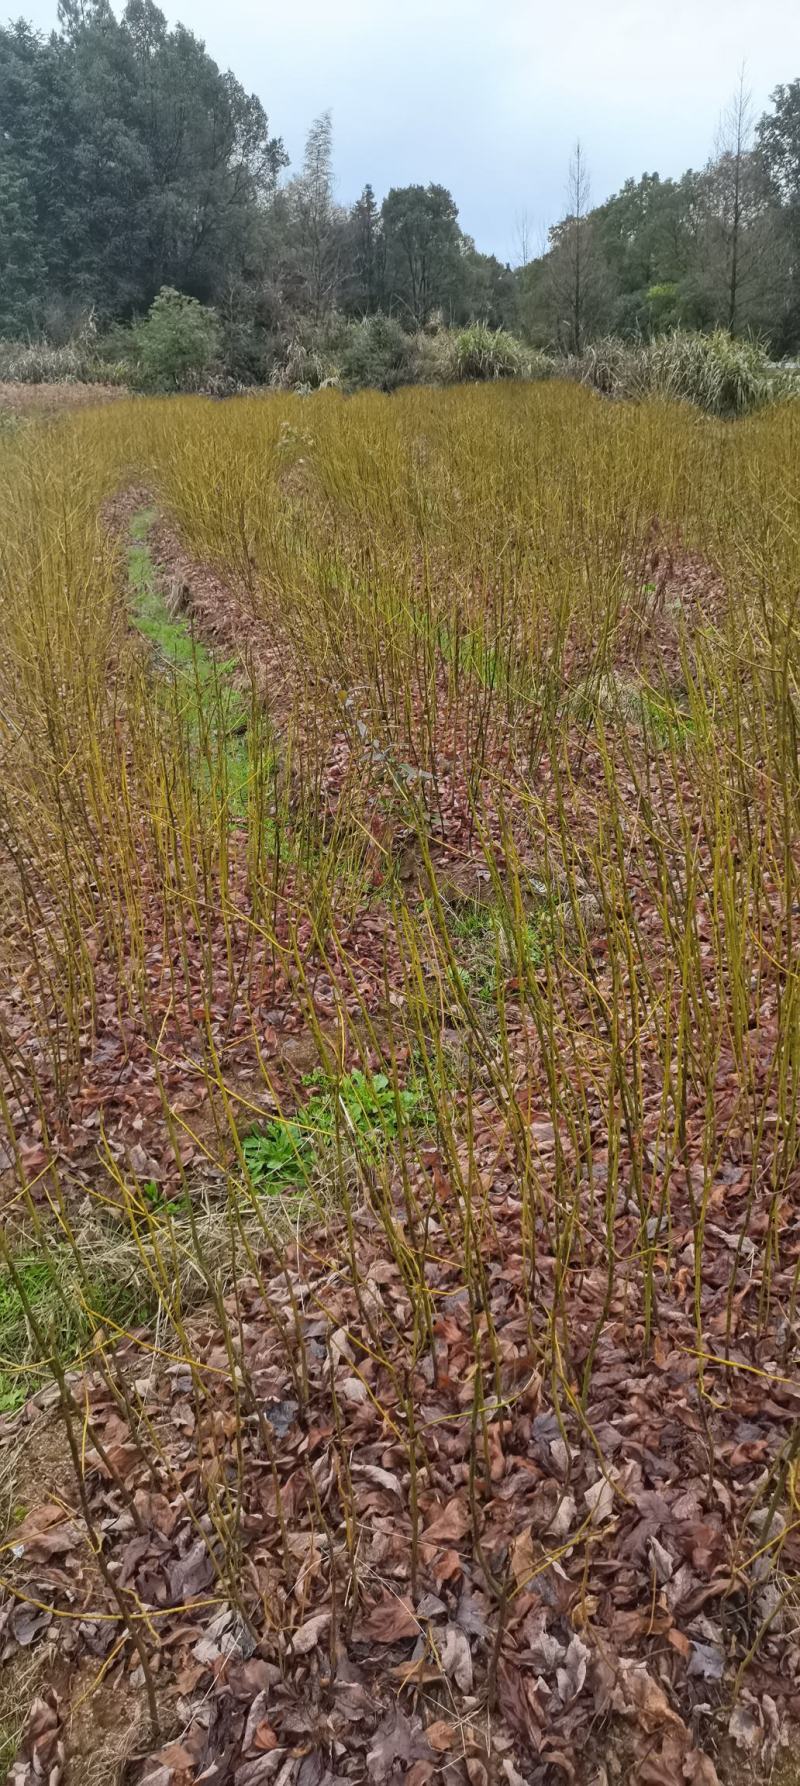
(544, 141, 596, 351)
(568, 140, 591, 352)
(716, 68, 754, 334)
(514, 209, 533, 270)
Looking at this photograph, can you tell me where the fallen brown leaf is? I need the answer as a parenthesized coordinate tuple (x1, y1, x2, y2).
(426, 1721, 456, 1753)
(290, 1611, 331, 1654)
(421, 1497, 470, 1545)
(8, 1691, 64, 1786)
(353, 1591, 418, 1644)
(613, 1659, 684, 1733)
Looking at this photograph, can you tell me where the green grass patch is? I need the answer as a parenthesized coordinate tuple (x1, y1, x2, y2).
(569, 670, 696, 747)
(425, 617, 507, 694)
(0, 1250, 153, 1413)
(127, 507, 253, 816)
(0, 1713, 24, 1785)
(446, 893, 557, 1004)
(637, 684, 696, 747)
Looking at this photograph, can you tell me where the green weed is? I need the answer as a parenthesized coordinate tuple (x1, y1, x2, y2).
(243, 1067, 427, 1198)
(570, 669, 695, 746)
(142, 1178, 190, 1218)
(243, 1119, 313, 1195)
(0, 1715, 22, 1784)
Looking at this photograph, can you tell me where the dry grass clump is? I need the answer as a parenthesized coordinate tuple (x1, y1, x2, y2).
(569, 326, 795, 414)
(0, 337, 128, 387)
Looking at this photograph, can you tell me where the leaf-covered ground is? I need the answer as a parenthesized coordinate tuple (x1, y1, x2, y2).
(0, 387, 798, 1786)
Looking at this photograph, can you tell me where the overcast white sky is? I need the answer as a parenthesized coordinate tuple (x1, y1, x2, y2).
(19, 0, 800, 262)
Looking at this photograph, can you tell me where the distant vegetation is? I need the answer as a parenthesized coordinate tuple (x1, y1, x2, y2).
(0, 306, 792, 418)
(3, 4, 800, 402)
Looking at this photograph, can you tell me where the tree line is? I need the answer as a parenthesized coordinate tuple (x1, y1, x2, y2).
(2, 1, 800, 361)
(526, 77, 800, 355)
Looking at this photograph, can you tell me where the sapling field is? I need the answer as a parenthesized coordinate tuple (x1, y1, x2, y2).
(0, 383, 798, 1785)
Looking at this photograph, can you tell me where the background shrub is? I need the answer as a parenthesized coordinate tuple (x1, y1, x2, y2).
(409, 327, 459, 386)
(641, 329, 773, 415)
(339, 315, 413, 392)
(269, 326, 340, 391)
(452, 322, 531, 381)
(131, 287, 221, 391)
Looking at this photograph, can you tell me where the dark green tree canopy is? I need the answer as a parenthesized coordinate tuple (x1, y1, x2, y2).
(380, 184, 463, 324)
(1, 11, 800, 356)
(0, 0, 285, 327)
(758, 81, 800, 203)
